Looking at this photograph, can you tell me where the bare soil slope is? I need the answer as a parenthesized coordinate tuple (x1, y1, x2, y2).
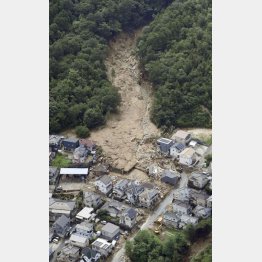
(90, 29, 160, 170)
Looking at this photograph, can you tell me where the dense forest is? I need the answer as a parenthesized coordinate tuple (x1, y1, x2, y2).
(49, 0, 172, 133)
(137, 0, 212, 129)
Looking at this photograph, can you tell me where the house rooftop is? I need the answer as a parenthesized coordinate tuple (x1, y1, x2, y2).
(60, 244, 80, 256)
(54, 214, 70, 228)
(76, 221, 93, 231)
(170, 142, 185, 151)
(76, 207, 94, 220)
(180, 147, 195, 157)
(172, 130, 190, 140)
(99, 175, 112, 185)
(49, 135, 64, 144)
(162, 170, 180, 178)
(102, 222, 119, 234)
(79, 139, 96, 148)
(101, 200, 127, 216)
(60, 168, 88, 175)
(82, 247, 100, 260)
(125, 208, 137, 219)
(63, 138, 79, 143)
(163, 211, 180, 221)
(70, 233, 88, 244)
(49, 199, 76, 211)
(157, 138, 173, 144)
(92, 238, 111, 249)
(114, 179, 129, 189)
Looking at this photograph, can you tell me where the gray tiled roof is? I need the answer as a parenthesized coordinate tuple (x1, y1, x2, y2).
(54, 214, 70, 228)
(99, 175, 112, 185)
(126, 208, 137, 219)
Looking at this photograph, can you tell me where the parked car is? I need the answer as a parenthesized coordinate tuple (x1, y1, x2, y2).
(101, 220, 107, 225)
(53, 237, 59, 244)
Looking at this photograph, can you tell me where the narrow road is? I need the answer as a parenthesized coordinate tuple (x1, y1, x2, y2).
(110, 173, 188, 262)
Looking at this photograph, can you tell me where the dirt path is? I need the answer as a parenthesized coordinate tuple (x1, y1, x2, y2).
(90, 29, 160, 171)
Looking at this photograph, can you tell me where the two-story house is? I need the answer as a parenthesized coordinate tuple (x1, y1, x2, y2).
(49, 199, 77, 222)
(95, 175, 113, 195)
(172, 130, 191, 145)
(119, 208, 137, 229)
(126, 182, 144, 205)
(138, 188, 159, 208)
(91, 238, 112, 257)
(70, 221, 93, 248)
(113, 179, 129, 199)
(173, 200, 192, 215)
(84, 191, 103, 209)
(101, 222, 120, 241)
(52, 214, 70, 237)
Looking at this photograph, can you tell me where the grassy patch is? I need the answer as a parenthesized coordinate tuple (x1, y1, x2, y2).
(198, 134, 212, 146)
(51, 153, 71, 168)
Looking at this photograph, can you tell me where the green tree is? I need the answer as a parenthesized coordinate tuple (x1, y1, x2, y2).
(75, 125, 90, 138)
(83, 108, 105, 128)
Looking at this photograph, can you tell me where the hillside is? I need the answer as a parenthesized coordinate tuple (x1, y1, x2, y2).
(49, 0, 172, 133)
(137, 0, 212, 129)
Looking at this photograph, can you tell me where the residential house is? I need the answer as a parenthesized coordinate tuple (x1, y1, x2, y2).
(179, 214, 199, 228)
(207, 196, 212, 208)
(188, 172, 209, 189)
(126, 182, 144, 205)
(49, 166, 59, 185)
(173, 187, 192, 203)
(93, 164, 109, 176)
(169, 143, 186, 158)
(173, 201, 192, 215)
(79, 139, 96, 152)
(49, 135, 64, 151)
(73, 145, 88, 163)
(69, 234, 89, 248)
(76, 207, 94, 221)
(119, 208, 137, 229)
(91, 238, 112, 257)
(52, 214, 70, 237)
(163, 211, 181, 228)
(172, 130, 191, 145)
(95, 175, 113, 195)
(138, 188, 159, 208)
(101, 222, 120, 241)
(57, 244, 80, 262)
(157, 138, 174, 154)
(161, 170, 181, 186)
(193, 205, 212, 219)
(84, 191, 103, 209)
(62, 138, 79, 151)
(100, 200, 127, 218)
(113, 179, 129, 199)
(70, 221, 94, 248)
(49, 199, 76, 222)
(190, 190, 209, 207)
(179, 147, 197, 166)
(80, 247, 101, 262)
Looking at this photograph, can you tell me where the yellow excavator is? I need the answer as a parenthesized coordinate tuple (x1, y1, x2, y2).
(154, 216, 163, 234)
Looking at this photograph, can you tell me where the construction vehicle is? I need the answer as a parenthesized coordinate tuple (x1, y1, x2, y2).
(154, 216, 163, 234)
(154, 223, 162, 234)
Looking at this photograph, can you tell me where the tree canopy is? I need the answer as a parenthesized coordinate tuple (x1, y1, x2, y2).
(49, 0, 172, 133)
(137, 0, 212, 129)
